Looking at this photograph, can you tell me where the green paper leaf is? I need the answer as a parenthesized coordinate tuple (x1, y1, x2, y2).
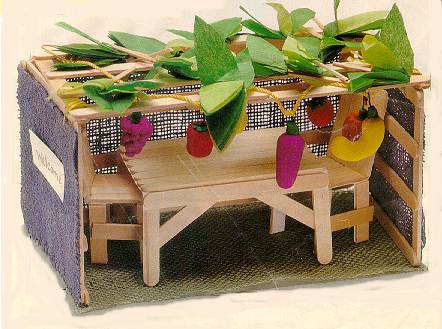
(283, 36, 320, 59)
(348, 70, 409, 81)
(81, 79, 115, 110)
(168, 17, 242, 41)
(247, 35, 287, 76)
(267, 2, 293, 36)
(347, 77, 375, 93)
(165, 38, 195, 49)
(291, 8, 316, 32)
(285, 53, 323, 76)
(241, 20, 285, 39)
(211, 17, 243, 39)
(79, 79, 159, 113)
(200, 80, 244, 115)
(205, 86, 246, 151)
(319, 37, 361, 63)
(56, 21, 102, 45)
(108, 31, 165, 54)
(168, 29, 195, 40)
(194, 16, 238, 85)
(55, 43, 127, 59)
(218, 49, 255, 88)
(347, 70, 409, 92)
(319, 46, 342, 63)
(56, 22, 125, 56)
(378, 4, 414, 75)
(361, 35, 403, 72)
(283, 36, 323, 76)
(101, 80, 161, 94)
(235, 49, 255, 88)
(324, 10, 389, 37)
(334, 0, 340, 23)
(240, 5, 285, 39)
(252, 63, 282, 77)
(144, 67, 191, 84)
(181, 48, 196, 58)
(320, 37, 361, 50)
(154, 57, 199, 80)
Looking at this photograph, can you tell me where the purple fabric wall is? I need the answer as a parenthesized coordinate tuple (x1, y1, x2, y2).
(17, 66, 81, 304)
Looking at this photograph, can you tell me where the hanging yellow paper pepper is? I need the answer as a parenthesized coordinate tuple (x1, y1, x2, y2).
(330, 105, 385, 162)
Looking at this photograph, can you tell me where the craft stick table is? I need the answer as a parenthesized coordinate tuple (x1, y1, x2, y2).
(120, 127, 332, 286)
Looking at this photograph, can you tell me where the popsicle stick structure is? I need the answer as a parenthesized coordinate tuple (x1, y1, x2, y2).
(76, 128, 144, 264)
(19, 44, 429, 304)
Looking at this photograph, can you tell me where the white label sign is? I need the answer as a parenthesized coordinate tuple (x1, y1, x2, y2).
(29, 130, 65, 202)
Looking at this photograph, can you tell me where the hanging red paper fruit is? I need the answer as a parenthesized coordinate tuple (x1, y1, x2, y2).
(341, 108, 367, 141)
(306, 97, 334, 127)
(186, 121, 213, 158)
(120, 112, 153, 157)
(276, 121, 305, 189)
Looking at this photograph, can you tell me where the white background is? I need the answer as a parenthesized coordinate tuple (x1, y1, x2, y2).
(2, 0, 442, 328)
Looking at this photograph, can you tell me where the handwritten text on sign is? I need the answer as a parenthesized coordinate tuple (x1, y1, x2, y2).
(29, 130, 65, 202)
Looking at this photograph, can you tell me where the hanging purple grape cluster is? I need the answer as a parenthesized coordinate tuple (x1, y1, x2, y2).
(120, 112, 154, 157)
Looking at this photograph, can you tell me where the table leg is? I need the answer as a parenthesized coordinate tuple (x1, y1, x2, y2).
(143, 207, 160, 286)
(269, 207, 286, 234)
(89, 204, 109, 264)
(312, 188, 332, 265)
(136, 203, 143, 264)
(354, 181, 370, 243)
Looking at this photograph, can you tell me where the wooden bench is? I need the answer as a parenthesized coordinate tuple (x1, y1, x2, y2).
(79, 132, 144, 264)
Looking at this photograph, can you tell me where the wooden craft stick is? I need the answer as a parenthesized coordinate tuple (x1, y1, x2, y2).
(112, 66, 138, 82)
(333, 61, 372, 72)
(109, 44, 155, 62)
(148, 47, 174, 58)
(305, 27, 323, 39)
(318, 62, 349, 82)
(313, 16, 325, 30)
(32, 51, 67, 60)
(46, 61, 153, 80)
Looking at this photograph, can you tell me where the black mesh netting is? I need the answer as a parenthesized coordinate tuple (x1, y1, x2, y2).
(370, 88, 425, 248)
(370, 167, 413, 245)
(377, 132, 413, 190)
(85, 95, 339, 158)
(386, 89, 415, 136)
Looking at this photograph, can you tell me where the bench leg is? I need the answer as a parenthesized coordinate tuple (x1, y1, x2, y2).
(89, 204, 109, 264)
(136, 203, 143, 264)
(354, 181, 370, 243)
(269, 207, 286, 234)
(312, 188, 332, 265)
(143, 208, 160, 286)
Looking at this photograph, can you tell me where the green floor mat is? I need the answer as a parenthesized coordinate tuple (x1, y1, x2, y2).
(78, 192, 425, 313)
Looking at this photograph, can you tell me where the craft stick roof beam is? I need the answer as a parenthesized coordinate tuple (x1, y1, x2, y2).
(23, 58, 430, 132)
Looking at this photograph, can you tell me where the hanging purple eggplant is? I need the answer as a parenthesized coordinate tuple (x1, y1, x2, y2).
(276, 121, 305, 189)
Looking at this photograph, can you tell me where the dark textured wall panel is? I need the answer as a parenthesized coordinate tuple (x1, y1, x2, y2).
(17, 66, 81, 304)
(370, 88, 425, 248)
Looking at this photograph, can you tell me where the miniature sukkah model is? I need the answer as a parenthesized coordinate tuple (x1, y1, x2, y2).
(18, 1, 429, 306)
